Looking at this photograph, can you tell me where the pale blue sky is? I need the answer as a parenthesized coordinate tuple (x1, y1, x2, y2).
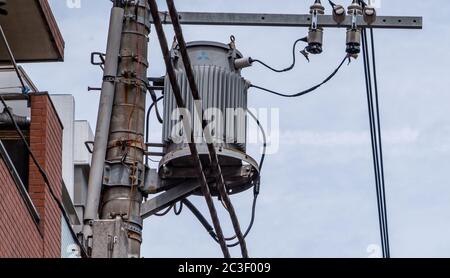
(23, 0, 450, 258)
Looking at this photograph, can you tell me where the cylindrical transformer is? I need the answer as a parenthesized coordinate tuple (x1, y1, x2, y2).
(160, 41, 260, 195)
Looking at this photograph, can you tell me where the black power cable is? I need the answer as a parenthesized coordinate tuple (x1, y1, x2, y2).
(180, 110, 266, 248)
(250, 54, 349, 98)
(148, 0, 231, 258)
(165, 0, 249, 258)
(251, 38, 306, 73)
(361, 27, 390, 258)
(247, 109, 267, 171)
(369, 28, 390, 258)
(147, 88, 163, 124)
(174, 201, 183, 215)
(183, 193, 259, 248)
(0, 95, 70, 228)
(145, 95, 164, 165)
(154, 205, 173, 217)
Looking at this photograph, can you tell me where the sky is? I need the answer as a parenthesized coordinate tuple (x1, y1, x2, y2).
(21, 0, 450, 258)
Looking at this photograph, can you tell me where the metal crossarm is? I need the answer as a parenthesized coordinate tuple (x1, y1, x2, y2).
(150, 12, 422, 29)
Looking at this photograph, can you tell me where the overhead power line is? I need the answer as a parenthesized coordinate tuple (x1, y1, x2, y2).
(251, 37, 307, 73)
(361, 27, 391, 258)
(179, 109, 266, 248)
(165, 0, 249, 258)
(148, 0, 231, 258)
(250, 54, 349, 98)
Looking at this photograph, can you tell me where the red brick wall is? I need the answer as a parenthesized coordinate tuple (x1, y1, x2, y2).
(0, 159, 43, 258)
(0, 94, 63, 258)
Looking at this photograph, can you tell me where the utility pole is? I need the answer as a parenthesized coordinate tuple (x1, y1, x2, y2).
(83, 0, 422, 258)
(83, 0, 150, 258)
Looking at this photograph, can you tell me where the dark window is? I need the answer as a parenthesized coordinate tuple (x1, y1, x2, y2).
(2, 139, 29, 189)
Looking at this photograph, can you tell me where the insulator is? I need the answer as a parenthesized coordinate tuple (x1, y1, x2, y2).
(306, 28, 324, 55)
(363, 5, 377, 25)
(347, 0, 363, 16)
(309, 0, 325, 15)
(346, 28, 361, 55)
(235, 57, 253, 69)
(306, 0, 325, 55)
(346, 0, 363, 55)
(332, 4, 346, 24)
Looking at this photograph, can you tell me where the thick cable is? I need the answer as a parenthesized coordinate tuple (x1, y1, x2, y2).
(166, 0, 249, 258)
(148, 0, 231, 258)
(362, 27, 390, 258)
(182, 111, 266, 247)
(250, 55, 349, 98)
(251, 38, 305, 73)
(370, 27, 390, 258)
(145, 95, 163, 165)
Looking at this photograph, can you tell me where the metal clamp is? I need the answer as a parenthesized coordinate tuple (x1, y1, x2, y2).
(85, 141, 94, 154)
(91, 52, 106, 69)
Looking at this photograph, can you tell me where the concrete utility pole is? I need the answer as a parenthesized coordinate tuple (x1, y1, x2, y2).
(84, 0, 150, 258)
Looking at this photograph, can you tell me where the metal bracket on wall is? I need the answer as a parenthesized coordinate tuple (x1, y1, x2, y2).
(149, 12, 422, 29)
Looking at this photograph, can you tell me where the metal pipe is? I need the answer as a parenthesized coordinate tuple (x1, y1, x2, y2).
(83, 6, 124, 239)
(0, 107, 29, 127)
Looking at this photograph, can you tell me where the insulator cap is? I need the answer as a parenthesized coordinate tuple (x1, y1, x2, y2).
(332, 5, 346, 24)
(363, 6, 377, 24)
(347, 0, 363, 15)
(310, 0, 325, 15)
(234, 57, 253, 69)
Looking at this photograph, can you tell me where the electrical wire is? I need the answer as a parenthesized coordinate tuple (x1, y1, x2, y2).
(251, 38, 306, 73)
(154, 205, 173, 217)
(369, 29, 390, 257)
(250, 54, 349, 98)
(174, 201, 183, 215)
(247, 109, 267, 171)
(0, 95, 71, 230)
(147, 88, 163, 123)
(362, 27, 390, 258)
(145, 95, 164, 165)
(148, 0, 231, 258)
(180, 110, 266, 247)
(182, 195, 259, 248)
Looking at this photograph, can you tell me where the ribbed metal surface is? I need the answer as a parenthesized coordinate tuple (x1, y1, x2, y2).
(163, 65, 248, 151)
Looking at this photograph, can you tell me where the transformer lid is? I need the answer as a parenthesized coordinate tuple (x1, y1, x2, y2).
(185, 41, 243, 58)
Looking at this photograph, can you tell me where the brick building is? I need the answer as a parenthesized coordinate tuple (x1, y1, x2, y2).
(0, 1, 89, 258)
(1, 94, 64, 257)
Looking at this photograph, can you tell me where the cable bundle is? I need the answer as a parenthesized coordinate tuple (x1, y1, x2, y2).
(361, 27, 391, 258)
